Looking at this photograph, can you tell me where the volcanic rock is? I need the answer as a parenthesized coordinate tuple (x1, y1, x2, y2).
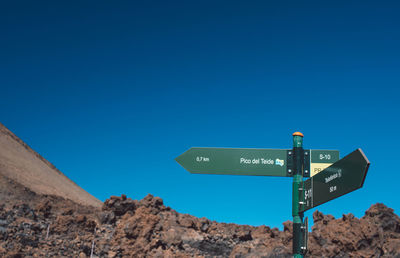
(1, 188, 400, 257)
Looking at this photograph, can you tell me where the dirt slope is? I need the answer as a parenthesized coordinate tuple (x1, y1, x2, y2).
(0, 123, 101, 208)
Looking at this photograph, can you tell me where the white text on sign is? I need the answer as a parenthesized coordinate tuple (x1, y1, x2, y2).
(196, 157, 210, 162)
(239, 158, 285, 166)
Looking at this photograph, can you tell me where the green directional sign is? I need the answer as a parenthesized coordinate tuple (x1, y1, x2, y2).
(300, 148, 370, 212)
(175, 147, 289, 176)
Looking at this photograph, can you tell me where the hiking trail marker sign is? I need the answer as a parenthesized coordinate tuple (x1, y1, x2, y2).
(308, 150, 340, 177)
(175, 133, 370, 258)
(175, 148, 288, 176)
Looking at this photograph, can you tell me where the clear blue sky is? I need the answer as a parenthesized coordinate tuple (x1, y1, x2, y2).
(1, 1, 399, 229)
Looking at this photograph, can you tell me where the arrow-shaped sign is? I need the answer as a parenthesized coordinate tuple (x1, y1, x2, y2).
(300, 148, 370, 212)
(176, 147, 289, 177)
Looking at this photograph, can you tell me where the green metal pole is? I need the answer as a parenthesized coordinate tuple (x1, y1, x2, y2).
(292, 132, 304, 257)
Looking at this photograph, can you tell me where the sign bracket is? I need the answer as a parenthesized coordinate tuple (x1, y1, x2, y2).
(286, 150, 293, 176)
(303, 150, 310, 177)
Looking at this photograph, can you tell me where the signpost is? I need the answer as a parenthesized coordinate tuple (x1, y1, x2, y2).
(175, 133, 370, 257)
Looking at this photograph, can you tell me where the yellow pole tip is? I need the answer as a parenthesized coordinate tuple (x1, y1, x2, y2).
(293, 132, 304, 137)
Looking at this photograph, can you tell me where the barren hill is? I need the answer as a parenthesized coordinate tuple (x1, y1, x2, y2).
(0, 123, 101, 208)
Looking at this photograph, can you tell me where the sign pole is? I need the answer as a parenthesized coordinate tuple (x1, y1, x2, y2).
(292, 132, 304, 257)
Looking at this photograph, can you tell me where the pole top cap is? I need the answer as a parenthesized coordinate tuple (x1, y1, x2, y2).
(293, 132, 304, 137)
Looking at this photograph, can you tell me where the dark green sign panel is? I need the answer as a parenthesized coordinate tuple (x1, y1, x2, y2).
(310, 150, 340, 163)
(175, 147, 288, 176)
(300, 149, 370, 212)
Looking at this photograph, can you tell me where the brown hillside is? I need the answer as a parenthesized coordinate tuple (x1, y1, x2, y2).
(0, 123, 101, 208)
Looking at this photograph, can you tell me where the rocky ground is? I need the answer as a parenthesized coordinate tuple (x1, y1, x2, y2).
(1, 190, 400, 257)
